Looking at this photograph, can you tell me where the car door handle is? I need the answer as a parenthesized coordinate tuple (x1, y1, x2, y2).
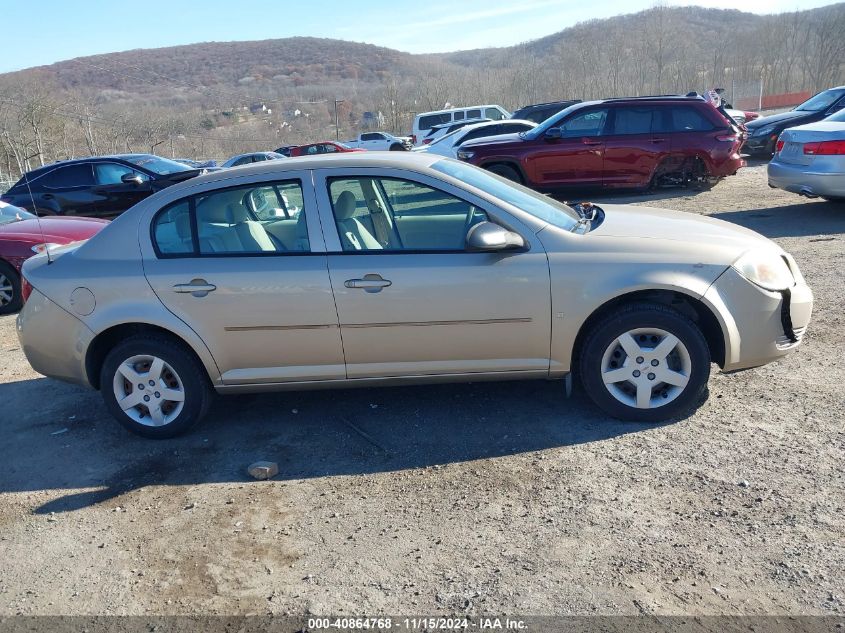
(581, 138, 602, 146)
(344, 274, 392, 293)
(173, 279, 217, 297)
(42, 193, 54, 200)
(651, 138, 667, 143)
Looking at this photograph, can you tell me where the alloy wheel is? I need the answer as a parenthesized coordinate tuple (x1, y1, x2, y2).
(0, 273, 13, 306)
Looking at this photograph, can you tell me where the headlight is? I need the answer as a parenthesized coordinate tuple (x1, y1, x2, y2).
(732, 250, 794, 291)
(31, 243, 61, 254)
(457, 150, 475, 161)
(752, 125, 776, 137)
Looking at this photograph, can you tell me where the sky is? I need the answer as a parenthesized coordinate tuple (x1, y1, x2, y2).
(0, 0, 839, 73)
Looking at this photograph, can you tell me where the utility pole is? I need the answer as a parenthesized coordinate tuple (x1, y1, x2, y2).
(334, 99, 345, 141)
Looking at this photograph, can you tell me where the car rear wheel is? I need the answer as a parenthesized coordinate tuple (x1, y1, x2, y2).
(0, 261, 22, 315)
(487, 164, 523, 184)
(100, 335, 212, 438)
(579, 303, 710, 422)
(389, 143, 405, 151)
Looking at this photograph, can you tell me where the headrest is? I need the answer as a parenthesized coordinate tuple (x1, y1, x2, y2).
(175, 212, 191, 239)
(334, 190, 357, 220)
(225, 203, 251, 224)
(196, 200, 231, 224)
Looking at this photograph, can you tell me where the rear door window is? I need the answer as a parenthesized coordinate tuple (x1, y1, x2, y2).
(42, 164, 95, 189)
(610, 107, 655, 135)
(466, 109, 482, 119)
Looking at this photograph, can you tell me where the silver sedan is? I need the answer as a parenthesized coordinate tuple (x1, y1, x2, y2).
(768, 109, 845, 202)
(17, 153, 813, 437)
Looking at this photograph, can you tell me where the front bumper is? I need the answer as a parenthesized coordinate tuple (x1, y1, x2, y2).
(16, 288, 95, 388)
(767, 160, 845, 199)
(702, 267, 813, 372)
(743, 134, 777, 156)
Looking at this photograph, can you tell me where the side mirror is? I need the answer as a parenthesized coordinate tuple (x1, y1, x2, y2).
(466, 221, 525, 252)
(121, 173, 144, 186)
(544, 128, 562, 140)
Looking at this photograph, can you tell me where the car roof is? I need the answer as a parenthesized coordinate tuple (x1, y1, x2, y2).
(172, 152, 445, 191)
(417, 105, 505, 117)
(515, 100, 580, 110)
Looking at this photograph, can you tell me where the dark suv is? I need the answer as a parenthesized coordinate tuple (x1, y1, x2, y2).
(457, 96, 745, 191)
(1, 154, 205, 218)
(511, 100, 582, 124)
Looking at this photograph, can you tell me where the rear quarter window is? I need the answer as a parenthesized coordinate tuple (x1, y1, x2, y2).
(667, 106, 716, 132)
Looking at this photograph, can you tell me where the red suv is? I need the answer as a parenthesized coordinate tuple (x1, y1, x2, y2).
(457, 96, 745, 190)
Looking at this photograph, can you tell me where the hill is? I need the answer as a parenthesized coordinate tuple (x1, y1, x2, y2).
(0, 3, 842, 176)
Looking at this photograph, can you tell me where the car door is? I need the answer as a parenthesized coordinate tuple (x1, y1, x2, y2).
(523, 107, 608, 187)
(142, 172, 345, 385)
(36, 163, 100, 216)
(313, 167, 551, 379)
(92, 162, 154, 217)
(602, 106, 668, 187)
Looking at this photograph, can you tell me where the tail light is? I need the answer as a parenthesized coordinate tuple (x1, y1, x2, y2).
(715, 133, 738, 142)
(804, 140, 845, 155)
(21, 275, 33, 304)
(775, 138, 785, 153)
(411, 135, 416, 144)
(423, 138, 432, 145)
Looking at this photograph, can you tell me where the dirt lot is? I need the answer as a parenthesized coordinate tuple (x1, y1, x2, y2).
(1, 162, 843, 617)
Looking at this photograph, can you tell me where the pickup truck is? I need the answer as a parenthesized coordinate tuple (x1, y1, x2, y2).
(344, 132, 411, 151)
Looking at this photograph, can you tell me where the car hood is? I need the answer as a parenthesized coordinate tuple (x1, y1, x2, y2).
(0, 216, 109, 242)
(746, 109, 818, 129)
(586, 204, 776, 257)
(460, 132, 525, 149)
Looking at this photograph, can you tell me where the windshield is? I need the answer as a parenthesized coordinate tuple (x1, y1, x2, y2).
(429, 128, 463, 147)
(796, 89, 845, 112)
(124, 155, 192, 175)
(0, 202, 35, 224)
(524, 101, 601, 139)
(824, 108, 845, 122)
(432, 159, 579, 230)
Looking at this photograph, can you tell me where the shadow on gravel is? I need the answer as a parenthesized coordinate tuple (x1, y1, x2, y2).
(712, 199, 845, 239)
(0, 377, 666, 514)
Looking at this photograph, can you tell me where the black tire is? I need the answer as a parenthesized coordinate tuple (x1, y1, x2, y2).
(487, 163, 523, 184)
(0, 261, 22, 315)
(100, 334, 213, 438)
(578, 302, 711, 422)
(389, 143, 405, 151)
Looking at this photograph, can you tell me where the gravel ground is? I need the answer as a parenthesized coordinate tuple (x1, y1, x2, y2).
(0, 162, 843, 617)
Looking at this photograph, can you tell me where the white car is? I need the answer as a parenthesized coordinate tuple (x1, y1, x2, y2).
(411, 105, 511, 146)
(345, 132, 410, 151)
(416, 119, 537, 158)
(221, 152, 286, 168)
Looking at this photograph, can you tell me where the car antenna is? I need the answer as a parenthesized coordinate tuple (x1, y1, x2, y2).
(21, 153, 52, 265)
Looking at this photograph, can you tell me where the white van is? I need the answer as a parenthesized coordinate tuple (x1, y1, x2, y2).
(411, 105, 510, 146)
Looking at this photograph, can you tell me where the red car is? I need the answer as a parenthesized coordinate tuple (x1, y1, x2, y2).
(0, 201, 108, 314)
(289, 141, 365, 156)
(457, 96, 745, 191)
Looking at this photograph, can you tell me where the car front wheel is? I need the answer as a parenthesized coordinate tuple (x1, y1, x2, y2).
(579, 303, 710, 422)
(100, 335, 212, 438)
